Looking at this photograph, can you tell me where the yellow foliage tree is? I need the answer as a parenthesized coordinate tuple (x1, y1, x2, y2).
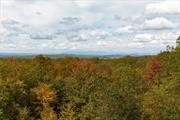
(31, 84, 57, 119)
(31, 84, 55, 103)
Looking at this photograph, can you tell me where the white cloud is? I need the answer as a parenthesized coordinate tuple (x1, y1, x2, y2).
(133, 32, 179, 45)
(134, 34, 153, 43)
(115, 26, 134, 33)
(0, 27, 9, 42)
(145, 0, 180, 14)
(74, 0, 97, 8)
(89, 29, 111, 38)
(65, 28, 111, 42)
(143, 17, 176, 30)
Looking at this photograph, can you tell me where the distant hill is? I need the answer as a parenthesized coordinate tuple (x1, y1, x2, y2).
(0, 52, 151, 58)
(0, 53, 34, 57)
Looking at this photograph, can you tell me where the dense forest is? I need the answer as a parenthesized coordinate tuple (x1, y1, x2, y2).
(0, 38, 180, 120)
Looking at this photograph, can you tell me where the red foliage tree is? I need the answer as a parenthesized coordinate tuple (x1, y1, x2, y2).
(145, 57, 162, 87)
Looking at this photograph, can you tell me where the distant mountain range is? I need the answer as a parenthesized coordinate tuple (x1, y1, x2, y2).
(0, 52, 152, 58)
(0, 53, 34, 57)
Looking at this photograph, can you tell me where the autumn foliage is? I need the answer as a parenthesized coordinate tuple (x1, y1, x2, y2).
(0, 47, 180, 120)
(145, 57, 162, 87)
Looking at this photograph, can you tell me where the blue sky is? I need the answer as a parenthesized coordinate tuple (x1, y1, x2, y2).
(0, 0, 180, 55)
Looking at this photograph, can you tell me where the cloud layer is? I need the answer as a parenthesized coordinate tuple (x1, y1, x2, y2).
(0, 0, 180, 54)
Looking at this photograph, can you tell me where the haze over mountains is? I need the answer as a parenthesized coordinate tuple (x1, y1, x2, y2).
(0, 51, 148, 58)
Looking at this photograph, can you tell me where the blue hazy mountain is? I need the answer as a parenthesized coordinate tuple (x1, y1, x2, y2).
(0, 51, 151, 58)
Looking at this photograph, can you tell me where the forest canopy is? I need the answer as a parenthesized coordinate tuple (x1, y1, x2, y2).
(0, 43, 180, 120)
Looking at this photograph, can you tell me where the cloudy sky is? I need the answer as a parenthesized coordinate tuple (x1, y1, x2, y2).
(0, 0, 180, 55)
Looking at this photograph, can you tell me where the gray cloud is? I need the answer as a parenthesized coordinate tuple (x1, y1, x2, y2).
(66, 34, 88, 42)
(64, 27, 111, 42)
(59, 17, 81, 25)
(114, 15, 122, 20)
(54, 25, 98, 42)
(36, 12, 42, 15)
(1, 19, 56, 40)
(1, 19, 29, 38)
(30, 33, 55, 40)
(1, 19, 27, 32)
(2, 19, 19, 25)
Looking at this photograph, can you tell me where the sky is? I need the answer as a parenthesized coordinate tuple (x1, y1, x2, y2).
(0, 0, 180, 55)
